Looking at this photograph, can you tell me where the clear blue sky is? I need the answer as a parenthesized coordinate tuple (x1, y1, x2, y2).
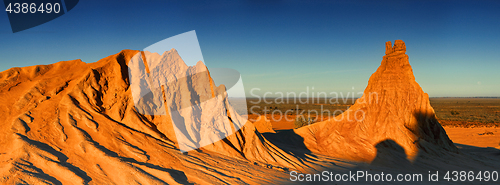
(1, 0, 499, 97)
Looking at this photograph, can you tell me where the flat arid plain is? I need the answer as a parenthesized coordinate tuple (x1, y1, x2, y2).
(246, 98, 500, 148)
(1, 40, 499, 184)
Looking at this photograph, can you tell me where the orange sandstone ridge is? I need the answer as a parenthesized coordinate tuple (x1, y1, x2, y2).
(296, 40, 458, 162)
(253, 116, 276, 133)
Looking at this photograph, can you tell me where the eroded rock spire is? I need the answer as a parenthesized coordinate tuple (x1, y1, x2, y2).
(296, 40, 457, 162)
(385, 40, 406, 55)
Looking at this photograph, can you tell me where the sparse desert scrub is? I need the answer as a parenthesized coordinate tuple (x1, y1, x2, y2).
(431, 98, 500, 127)
(294, 115, 313, 129)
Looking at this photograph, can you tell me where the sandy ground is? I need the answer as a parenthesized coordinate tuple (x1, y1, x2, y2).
(443, 126, 500, 148)
(252, 118, 500, 184)
(249, 113, 500, 149)
(247, 114, 331, 130)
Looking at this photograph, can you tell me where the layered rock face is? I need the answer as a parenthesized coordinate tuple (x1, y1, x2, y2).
(253, 116, 276, 133)
(128, 49, 248, 153)
(0, 40, 463, 184)
(296, 40, 458, 162)
(127, 49, 301, 166)
(0, 50, 301, 184)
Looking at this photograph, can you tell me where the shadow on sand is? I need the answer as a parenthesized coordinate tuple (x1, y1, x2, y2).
(262, 129, 316, 162)
(370, 139, 413, 168)
(263, 128, 500, 184)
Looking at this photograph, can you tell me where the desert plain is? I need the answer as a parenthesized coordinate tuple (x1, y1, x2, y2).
(247, 97, 500, 148)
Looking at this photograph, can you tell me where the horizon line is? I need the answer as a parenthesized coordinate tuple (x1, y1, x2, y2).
(236, 96, 500, 99)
